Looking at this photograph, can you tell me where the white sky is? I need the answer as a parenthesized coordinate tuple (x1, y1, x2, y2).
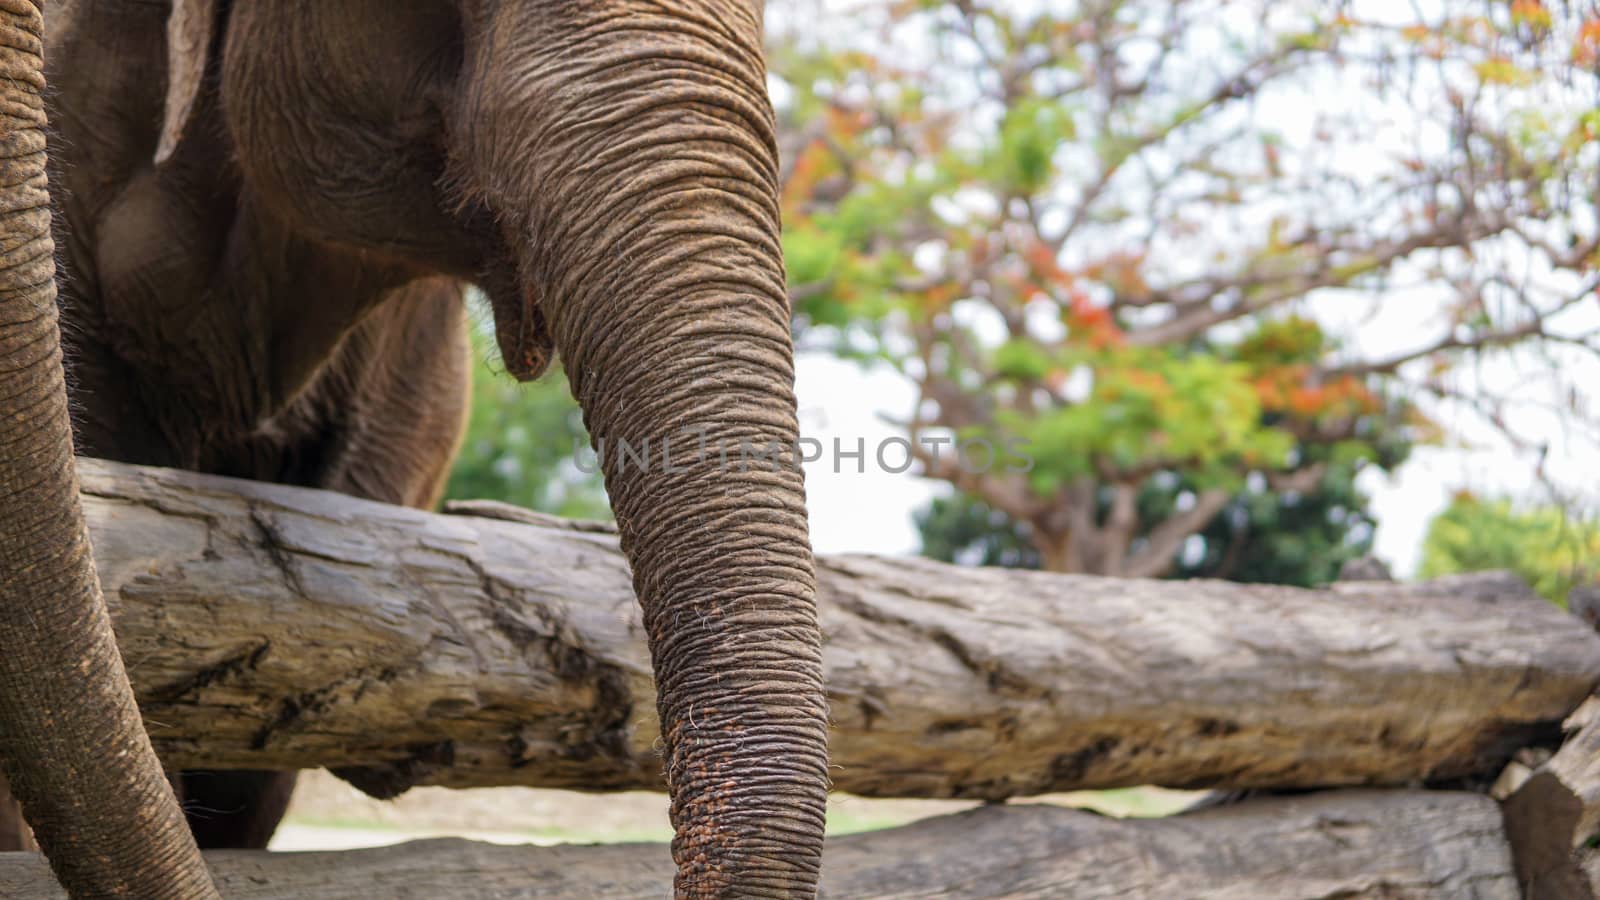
(796, 354, 930, 558)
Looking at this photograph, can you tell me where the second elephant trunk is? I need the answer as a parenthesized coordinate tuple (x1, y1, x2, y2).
(460, 3, 830, 894)
(0, 1, 216, 896)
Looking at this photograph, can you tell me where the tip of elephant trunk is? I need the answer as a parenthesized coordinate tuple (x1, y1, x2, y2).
(486, 274, 554, 382)
(503, 337, 550, 382)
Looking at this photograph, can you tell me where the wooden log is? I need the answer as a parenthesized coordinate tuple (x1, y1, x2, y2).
(1503, 697, 1600, 898)
(79, 458, 1600, 797)
(0, 790, 1519, 898)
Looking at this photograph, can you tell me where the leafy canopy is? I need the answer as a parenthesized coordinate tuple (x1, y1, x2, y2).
(772, 0, 1600, 575)
(1420, 494, 1600, 605)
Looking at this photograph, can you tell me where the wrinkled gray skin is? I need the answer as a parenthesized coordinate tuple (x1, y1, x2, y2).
(0, 0, 829, 896)
(0, 2, 219, 895)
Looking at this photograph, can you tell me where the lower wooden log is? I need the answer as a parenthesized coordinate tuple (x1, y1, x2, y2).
(1504, 697, 1600, 899)
(79, 458, 1600, 797)
(0, 790, 1517, 898)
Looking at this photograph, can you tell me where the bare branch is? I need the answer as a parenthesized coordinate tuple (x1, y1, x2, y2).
(1123, 487, 1235, 579)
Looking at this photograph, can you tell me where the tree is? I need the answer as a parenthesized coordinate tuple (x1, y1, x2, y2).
(771, 0, 1600, 575)
(443, 325, 609, 520)
(918, 425, 1403, 586)
(1420, 493, 1600, 605)
(916, 494, 1043, 569)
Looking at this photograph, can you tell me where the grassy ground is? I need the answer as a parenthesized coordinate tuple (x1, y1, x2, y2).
(272, 770, 1199, 851)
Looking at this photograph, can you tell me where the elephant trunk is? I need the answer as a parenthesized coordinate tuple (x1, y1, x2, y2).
(0, 1, 216, 896)
(465, 2, 829, 895)
(563, 273, 827, 899)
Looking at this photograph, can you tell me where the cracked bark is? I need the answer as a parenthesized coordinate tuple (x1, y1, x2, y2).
(76, 457, 1600, 797)
(1504, 697, 1600, 898)
(0, 790, 1520, 898)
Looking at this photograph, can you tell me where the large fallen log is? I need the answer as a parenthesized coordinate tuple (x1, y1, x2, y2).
(1503, 696, 1600, 898)
(0, 790, 1520, 898)
(81, 458, 1600, 797)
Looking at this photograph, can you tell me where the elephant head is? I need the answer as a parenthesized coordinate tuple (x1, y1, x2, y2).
(162, 0, 828, 895)
(0, 1, 218, 896)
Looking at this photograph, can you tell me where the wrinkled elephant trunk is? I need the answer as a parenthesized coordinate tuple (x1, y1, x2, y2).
(0, 1, 216, 896)
(562, 272, 828, 897)
(461, 2, 829, 895)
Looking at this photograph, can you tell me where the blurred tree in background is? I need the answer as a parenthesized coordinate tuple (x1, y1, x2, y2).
(918, 425, 1402, 586)
(917, 494, 1043, 569)
(442, 326, 610, 520)
(1420, 493, 1600, 604)
(770, 0, 1600, 575)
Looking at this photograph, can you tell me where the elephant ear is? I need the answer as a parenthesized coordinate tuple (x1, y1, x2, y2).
(156, 0, 221, 165)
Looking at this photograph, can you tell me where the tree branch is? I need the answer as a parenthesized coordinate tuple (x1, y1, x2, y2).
(1122, 487, 1234, 578)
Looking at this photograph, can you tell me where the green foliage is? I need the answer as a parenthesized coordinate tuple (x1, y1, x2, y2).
(1002, 342, 1321, 495)
(990, 98, 1075, 192)
(1419, 495, 1600, 605)
(769, 0, 1598, 575)
(786, 166, 955, 332)
(781, 223, 844, 290)
(919, 435, 1402, 588)
(993, 339, 1053, 381)
(1233, 316, 1328, 366)
(442, 329, 610, 520)
(915, 494, 1042, 569)
(1167, 468, 1385, 587)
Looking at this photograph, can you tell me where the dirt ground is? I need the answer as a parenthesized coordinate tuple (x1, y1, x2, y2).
(273, 770, 1198, 851)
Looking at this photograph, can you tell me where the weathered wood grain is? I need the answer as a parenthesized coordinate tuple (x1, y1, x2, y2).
(1504, 697, 1600, 898)
(0, 790, 1521, 898)
(78, 458, 1600, 797)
